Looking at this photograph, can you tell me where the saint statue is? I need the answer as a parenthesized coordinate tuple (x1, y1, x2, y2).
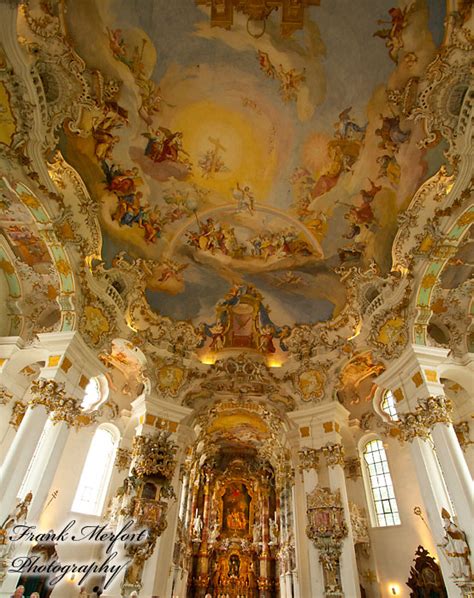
(269, 518, 279, 545)
(192, 513, 203, 541)
(438, 508, 472, 579)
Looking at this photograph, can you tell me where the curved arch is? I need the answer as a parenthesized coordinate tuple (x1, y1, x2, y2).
(0, 238, 24, 335)
(1, 176, 77, 333)
(438, 363, 474, 395)
(1, 347, 49, 379)
(413, 205, 474, 347)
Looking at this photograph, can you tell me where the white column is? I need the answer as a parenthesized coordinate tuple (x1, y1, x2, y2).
(327, 461, 361, 598)
(0, 404, 49, 519)
(27, 420, 70, 521)
(430, 422, 474, 547)
(408, 437, 462, 597)
(297, 466, 324, 597)
(284, 571, 293, 597)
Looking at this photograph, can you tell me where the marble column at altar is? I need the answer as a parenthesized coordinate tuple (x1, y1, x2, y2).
(0, 332, 101, 521)
(174, 464, 198, 598)
(257, 480, 272, 598)
(375, 345, 469, 596)
(277, 461, 297, 598)
(194, 464, 213, 597)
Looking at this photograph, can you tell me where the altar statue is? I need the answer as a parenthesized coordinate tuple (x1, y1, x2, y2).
(192, 513, 203, 540)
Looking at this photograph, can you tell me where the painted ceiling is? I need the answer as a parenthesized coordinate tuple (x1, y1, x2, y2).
(59, 0, 446, 328)
(0, 0, 472, 422)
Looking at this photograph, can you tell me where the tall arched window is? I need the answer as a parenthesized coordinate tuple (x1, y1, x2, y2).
(381, 390, 399, 421)
(71, 425, 118, 515)
(362, 438, 400, 527)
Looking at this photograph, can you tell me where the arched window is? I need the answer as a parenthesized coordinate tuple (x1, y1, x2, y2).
(381, 390, 399, 421)
(71, 425, 118, 515)
(362, 438, 400, 527)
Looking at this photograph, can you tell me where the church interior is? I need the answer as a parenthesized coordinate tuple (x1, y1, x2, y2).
(0, 1, 473, 597)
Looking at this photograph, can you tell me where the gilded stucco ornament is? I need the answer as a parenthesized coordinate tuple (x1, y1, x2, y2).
(298, 447, 319, 473)
(0, 385, 13, 405)
(132, 431, 178, 480)
(199, 353, 292, 401)
(397, 412, 431, 443)
(395, 395, 454, 443)
(306, 486, 347, 597)
(29, 378, 114, 428)
(9, 400, 27, 429)
(115, 447, 132, 472)
(417, 395, 453, 428)
(321, 443, 345, 468)
(77, 265, 118, 349)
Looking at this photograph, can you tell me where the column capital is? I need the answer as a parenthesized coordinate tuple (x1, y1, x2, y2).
(397, 412, 431, 442)
(397, 395, 453, 442)
(297, 447, 319, 473)
(418, 395, 453, 427)
(321, 443, 345, 468)
(28, 378, 95, 428)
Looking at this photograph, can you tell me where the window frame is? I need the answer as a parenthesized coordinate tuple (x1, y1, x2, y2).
(380, 389, 399, 421)
(359, 434, 401, 528)
(71, 424, 119, 516)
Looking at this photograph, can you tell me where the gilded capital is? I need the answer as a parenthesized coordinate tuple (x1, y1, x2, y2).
(29, 378, 88, 428)
(418, 395, 453, 428)
(397, 412, 430, 443)
(321, 443, 345, 468)
(298, 447, 320, 473)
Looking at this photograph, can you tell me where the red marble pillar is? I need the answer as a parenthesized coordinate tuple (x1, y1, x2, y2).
(258, 484, 272, 598)
(195, 470, 212, 597)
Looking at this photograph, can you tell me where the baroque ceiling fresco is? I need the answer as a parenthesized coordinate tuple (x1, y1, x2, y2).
(64, 0, 445, 327)
(0, 0, 472, 423)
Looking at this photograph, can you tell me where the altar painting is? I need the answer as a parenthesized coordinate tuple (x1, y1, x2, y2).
(222, 483, 251, 535)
